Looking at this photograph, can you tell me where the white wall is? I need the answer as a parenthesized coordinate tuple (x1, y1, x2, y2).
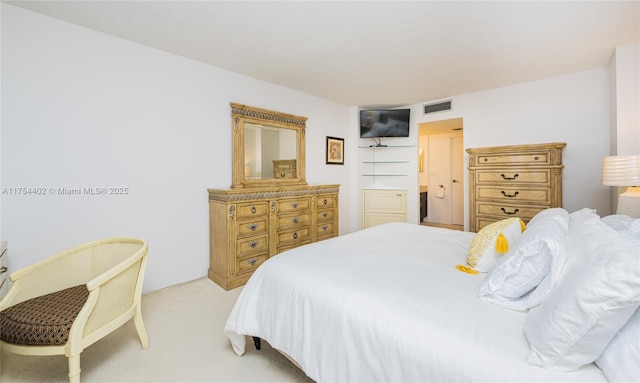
(0, 4, 354, 293)
(608, 43, 640, 213)
(610, 43, 640, 156)
(412, 68, 612, 229)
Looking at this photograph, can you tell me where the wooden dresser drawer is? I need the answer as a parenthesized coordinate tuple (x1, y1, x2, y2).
(236, 234, 269, 257)
(277, 213, 311, 230)
(236, 217, 268, 237)
(277, 227, 310, 247)
(316, 194, 335, 209)
(317, 209, 334, 222)
(476, 202, 547, 221)
(476, 217, 500, 231)
(476, 169, 550, 185)
(316, 222, 335, 239)
(474, 151, 552, 166)
(274, 161, 296, 169)
(236, 202, 269, 219)
(476, 186, 551, 204)
(236, 252, 267, 275)
(475, 212, 541, 231)
(273, 160, 297, 179)
(274, 170, 296, 179)
(278, 198, 310, 213)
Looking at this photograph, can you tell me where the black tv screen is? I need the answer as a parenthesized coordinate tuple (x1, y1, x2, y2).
(360, 109, 411, 138)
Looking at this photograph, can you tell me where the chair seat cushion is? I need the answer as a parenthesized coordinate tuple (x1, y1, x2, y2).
(0, 284, 89, 346)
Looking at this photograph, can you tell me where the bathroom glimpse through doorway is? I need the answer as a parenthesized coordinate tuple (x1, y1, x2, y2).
(418, 118, 464, 230)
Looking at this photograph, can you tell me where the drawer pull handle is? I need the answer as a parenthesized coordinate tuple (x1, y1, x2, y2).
(323, 199, 328, 205)
(534, 156, 539, 160)
(0, 266, 6, 274)
(291, 202, 298, 208)
(500, 173, 519, 181)
(501, 207, 520, 215)
(250, 206, 257, 214)
(248, 257, 258, 266)
(248, 240, 258, 248)
(281, 173, 286, 177)
(501, 191, 520, 198)
(321, 225, 328, 231)
(322, 212, 328, 218)
(291, 217, 299, 223)
(248, 223, 258, 231)
(293, 232, 298, 239)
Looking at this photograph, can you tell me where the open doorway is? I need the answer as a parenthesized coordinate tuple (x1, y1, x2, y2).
(418, 118, 464, 230)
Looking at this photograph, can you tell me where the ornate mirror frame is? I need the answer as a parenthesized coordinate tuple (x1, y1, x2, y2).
(231, 102, 307, 189)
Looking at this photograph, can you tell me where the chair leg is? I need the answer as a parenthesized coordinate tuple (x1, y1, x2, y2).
(134, 305, 149, 349)
(68, 354, 81, 383)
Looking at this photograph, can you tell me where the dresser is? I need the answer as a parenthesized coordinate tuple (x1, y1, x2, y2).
(208, 184, 339, 290)
(467, 142, 566, 232)
(362, 189, 407, 228)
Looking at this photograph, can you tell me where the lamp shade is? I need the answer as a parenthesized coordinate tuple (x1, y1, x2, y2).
(601, 155, 640, 186)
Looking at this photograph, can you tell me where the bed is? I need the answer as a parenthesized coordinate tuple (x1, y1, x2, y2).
(225, 208, 640, 383)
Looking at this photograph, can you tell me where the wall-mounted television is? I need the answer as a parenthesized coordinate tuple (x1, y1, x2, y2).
(360, 109, 411, 138)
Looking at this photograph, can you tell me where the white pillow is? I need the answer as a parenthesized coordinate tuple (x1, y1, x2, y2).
(601, 214, 634, 231)
(524, 208, 640, 371)
(596, 307, 640, 383)
(478, 208, 569, 311)
(602, 214, 640, 240)
(466, 218, 524, 272)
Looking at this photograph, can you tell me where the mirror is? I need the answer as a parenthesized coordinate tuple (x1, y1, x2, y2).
(243, 123, 297, 179)
(231, 103, 307, 188)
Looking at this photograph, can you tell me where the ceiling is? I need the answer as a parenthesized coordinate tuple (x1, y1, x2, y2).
(5, 1, 639, 108)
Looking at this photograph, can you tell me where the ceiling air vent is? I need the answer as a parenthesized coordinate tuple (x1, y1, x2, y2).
(423, 100, 452, 115)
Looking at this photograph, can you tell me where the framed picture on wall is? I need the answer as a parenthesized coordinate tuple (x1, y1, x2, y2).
(326, 136, 344, 165)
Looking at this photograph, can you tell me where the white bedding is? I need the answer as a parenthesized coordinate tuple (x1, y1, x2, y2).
(225, 222, 606, 382)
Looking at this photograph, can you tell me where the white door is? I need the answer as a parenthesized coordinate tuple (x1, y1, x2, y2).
(427, 132, 463, 225)
(427, 134, 451, 224)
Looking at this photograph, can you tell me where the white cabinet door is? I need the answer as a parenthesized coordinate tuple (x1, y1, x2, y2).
(363, 190, 407, 228)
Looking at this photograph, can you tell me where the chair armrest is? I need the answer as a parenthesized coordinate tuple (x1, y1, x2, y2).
(86, 246, 146, 291)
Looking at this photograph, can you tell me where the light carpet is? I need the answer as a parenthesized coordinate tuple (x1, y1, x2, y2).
(0, 277, 314, 383)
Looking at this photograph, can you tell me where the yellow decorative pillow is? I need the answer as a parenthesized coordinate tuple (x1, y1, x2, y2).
(467, 218, 525, 272)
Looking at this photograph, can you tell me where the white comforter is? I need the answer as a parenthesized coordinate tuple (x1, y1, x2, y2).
(225, 223, 606, 382)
